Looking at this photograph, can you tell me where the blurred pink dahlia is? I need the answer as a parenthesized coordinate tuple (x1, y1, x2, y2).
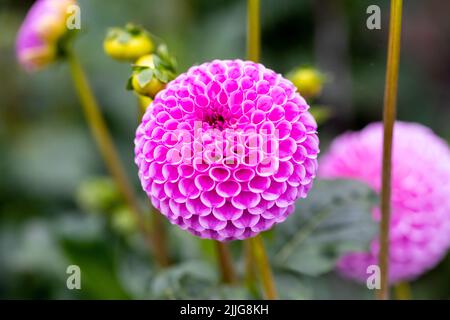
(321, 122, 450, 283)
(135, 59, 319, 241)
(16, 0, 76, 71)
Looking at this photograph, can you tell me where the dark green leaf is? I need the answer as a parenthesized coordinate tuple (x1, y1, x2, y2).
(272, 179, 378, 276)
(60, 238, 130, 299)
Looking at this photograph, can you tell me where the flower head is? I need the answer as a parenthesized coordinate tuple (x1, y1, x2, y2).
(320, 122, 450, 283)
(16, 0, 76, 71)
(134, 59, 319, 241)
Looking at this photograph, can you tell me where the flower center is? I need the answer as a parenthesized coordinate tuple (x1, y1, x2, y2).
(204, 112, 227, 130)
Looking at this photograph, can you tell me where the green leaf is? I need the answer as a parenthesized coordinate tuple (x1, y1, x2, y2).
(150, 260, 251, 299)
(136, 68, 154, 87)
(151, 261, 217, 299)
(126, 76, 134, 91)
(275, 270, 313, 300)
(272, 179, 378, 276)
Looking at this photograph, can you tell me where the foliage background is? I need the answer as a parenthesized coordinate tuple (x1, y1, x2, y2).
(0, 0, 449, 299)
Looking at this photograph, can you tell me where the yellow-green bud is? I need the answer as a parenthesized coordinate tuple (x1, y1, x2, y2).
(104, 24, 154, 61)
(127, 51, 176, 98)
(131, 55, 165, 97)
(76, 177, 120, 214)
(111, 206, 137, 235)
(289, 67, 325, 99)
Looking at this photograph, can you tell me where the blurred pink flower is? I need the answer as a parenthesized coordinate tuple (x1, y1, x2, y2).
(321, 122, 450, 283)
(16, 0, 75, 71)
(135, 60, 319, 241)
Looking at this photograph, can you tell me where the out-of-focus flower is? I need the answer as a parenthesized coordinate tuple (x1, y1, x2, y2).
(111, 206, 137, 235)
(134, 60, 320, 241)
(320, 122, 450, 283)
(104, 24, 154, 61)
(16, 0, 76, 71)
(288, 68, 325, 99)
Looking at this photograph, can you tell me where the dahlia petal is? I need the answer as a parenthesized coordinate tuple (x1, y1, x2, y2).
(186, 197, 211, 216)
(201, 190, 226, 208)
(213, 202, 244, 221)
(216, 180, 241, 198)
(231, 192, 261, 209)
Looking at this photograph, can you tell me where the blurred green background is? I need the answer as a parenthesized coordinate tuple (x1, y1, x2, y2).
(0, 0, 449, 299)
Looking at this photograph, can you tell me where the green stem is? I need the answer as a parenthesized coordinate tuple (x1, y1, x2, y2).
(377, 0, 403, 300)
(150, 208, 170, 267)
(249, 235, 278, 300)
(215, 241, 237, 284)
(244, 240, 259, 297)
(247, 0, 260, 62)
(66, 50, 169, 267)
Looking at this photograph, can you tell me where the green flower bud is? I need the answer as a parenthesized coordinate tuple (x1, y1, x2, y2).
(111, 206, 137, 235)
(127, 46, 177, 98)
(76, 177, 120, 214)
(289, 67, 326, 99)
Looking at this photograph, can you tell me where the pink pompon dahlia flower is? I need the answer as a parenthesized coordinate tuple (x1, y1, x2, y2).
(320, 122, 450, 283)
(16, 0, 76, 71)
(135, 59, 320, 241)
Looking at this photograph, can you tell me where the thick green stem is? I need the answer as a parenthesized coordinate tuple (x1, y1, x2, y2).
(215, 241, 237, 284)
(67, 50, 169, 267)
(247, 0, 260, 62)
(249, 236, 278, 300)
(377, 0, 403, 300)
(150, 208, 170, 267)
(244, 240, 259, 297)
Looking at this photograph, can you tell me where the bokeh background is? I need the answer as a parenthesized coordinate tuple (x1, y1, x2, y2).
(0, 0, 449, 299)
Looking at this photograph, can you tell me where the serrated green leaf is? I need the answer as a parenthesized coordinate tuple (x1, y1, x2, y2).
(272, 179, 378, 276)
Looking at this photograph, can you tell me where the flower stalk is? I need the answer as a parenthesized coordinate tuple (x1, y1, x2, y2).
(249, 236, 278, 300)
(378, 0, 403, 300)
(247, 0, 260, 62)
(215, 241, 237, 284)
(244, 240, 260, 297)
(66, 49, 169, 267)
